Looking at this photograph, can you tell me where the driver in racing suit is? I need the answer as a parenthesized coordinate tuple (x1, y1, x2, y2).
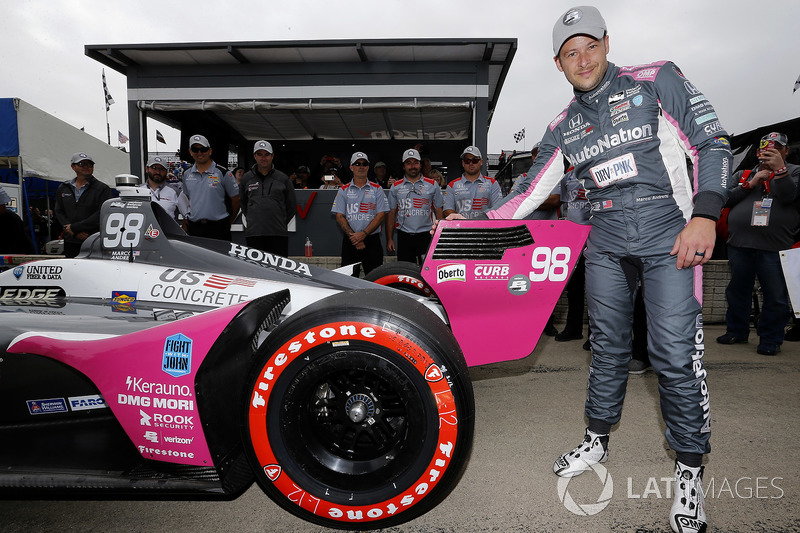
(475, 7, 731, 533)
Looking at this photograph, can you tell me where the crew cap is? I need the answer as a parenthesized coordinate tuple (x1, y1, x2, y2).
(374, 161, 386, 169)
(71, 152, 94, 165)
(402, 149, 421, 162)
(762, 132, 789, 146)
(253, 140, 273, 154)
(350, 152, 369, 165)
(461, 146, 482, 159)
(146, 155, 169, 169)
(189, 134, 210, 148)
(553, 6, 607, 56)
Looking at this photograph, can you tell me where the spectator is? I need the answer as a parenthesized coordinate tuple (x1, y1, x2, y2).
(421, 157, 433, 178)
(0, 186, 33, 254)
(429, 169, 447, 189)
(386, 149, 443, 266)
(443, 146, 502, 219)
(54, 152, 113, 257)
(312, 155, 343, 189)
(181, 134, 239, 241)
(319, 167, 343, 189)
(145, 155, 189, 221)
(716, 132, 800, 356)
(374, 161, 389, 188)
(331, 151, 389, 275)
(29, 207, 50, 252)
(232, 166, 245, 185)
(292, 166, 311, 189)
(240, 140, 297, 257)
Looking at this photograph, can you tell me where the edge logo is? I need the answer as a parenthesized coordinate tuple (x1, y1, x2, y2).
(436, 264, 466, 283)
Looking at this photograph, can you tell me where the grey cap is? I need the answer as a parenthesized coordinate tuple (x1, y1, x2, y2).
(350, 151, 369, 165)
(146, 155, 169, 169)
(461, 146, 483, 159)
(189, 134, 210, 148)
(70, 152, 94, 165)
(374, 161, 386, 169)
(402, 149, 421, 162)
(253, 140, 273, 154)
(762, 132, 789, 146)
(553, 6, 607, 56)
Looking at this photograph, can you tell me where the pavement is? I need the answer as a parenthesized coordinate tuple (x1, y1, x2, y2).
(1, 323, 798, 532)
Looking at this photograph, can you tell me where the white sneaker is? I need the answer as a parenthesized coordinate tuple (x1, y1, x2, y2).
(553, 428, 609, 477)
(670, 462, 707, 533)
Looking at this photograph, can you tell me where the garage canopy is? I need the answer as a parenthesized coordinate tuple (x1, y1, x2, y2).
(85, 38, 517, 176)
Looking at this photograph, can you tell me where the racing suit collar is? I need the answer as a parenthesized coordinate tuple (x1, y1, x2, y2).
(575, 62, 618, 104)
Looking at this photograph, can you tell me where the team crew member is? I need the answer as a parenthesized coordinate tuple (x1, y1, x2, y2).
(443, 146, 503, 219)
(55, 152, 113, 258)
(181, 134, 239, 241)
(387, 149, 444, 265)
(145, 156, 188, 221)
(240, 140, 297, 256)
(450, 7, 731, 532)
(331, 151, 389, 275)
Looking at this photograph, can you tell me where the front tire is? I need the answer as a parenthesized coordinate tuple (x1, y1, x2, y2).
(365, 261, 434, 297)
(243, 289, 474, 530)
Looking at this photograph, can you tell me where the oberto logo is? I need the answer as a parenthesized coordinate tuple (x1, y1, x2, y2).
(557, 461, 614, 516)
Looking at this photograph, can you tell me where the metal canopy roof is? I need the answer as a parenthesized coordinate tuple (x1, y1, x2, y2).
(86, 39, 517, 143)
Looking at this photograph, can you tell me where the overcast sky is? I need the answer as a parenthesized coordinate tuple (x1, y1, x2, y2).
(2, 0, 798, 156)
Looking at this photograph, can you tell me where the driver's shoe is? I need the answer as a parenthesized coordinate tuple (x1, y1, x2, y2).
(553, 428, 609, 477)
(670, 461, 707, 533)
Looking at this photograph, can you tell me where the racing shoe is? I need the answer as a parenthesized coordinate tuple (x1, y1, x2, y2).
(553, 428, 608, 477)
(670, 462, 707, 533)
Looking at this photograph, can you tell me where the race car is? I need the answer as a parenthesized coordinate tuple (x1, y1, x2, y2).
(0, 186, 589, 530)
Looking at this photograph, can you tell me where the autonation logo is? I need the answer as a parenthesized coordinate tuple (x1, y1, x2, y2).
(558, 469, 784, 516)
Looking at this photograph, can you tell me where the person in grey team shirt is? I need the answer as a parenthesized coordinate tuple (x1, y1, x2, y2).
(447, 6, 731, 532)
(386, 148, 443, 265)
(443, 146, 503, 219)
(331, 151, 389, 275)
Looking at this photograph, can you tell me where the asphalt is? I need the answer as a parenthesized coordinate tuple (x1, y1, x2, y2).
(1, 323, 798, 532)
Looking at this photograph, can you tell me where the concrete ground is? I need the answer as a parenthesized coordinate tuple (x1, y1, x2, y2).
(1, 324, 798, 532)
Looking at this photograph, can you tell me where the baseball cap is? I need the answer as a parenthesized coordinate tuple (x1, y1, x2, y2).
(70, 152, 94, 165)
(461, 146, 482, 159)
(189, 134, 210, 148)
(402, 149, 421, 162)
(350, 151, 369, 165)
(374, 161, 386, 169)
(552, 6, 607, 56)
(762, 132, 788, 146)
(253, 140, 273, 154)
(146, 155, 169, 169)
(296, 165, 310, 174)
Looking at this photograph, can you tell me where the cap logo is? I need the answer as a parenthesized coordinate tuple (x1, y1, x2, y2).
(79, 153, 88, 158)
(192, 136, 200, 141)
(563, 9, 582, 25)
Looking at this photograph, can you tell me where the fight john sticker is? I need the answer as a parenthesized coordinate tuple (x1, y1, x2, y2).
(590, 153, 638, 188)
(162, 333, 192, 378)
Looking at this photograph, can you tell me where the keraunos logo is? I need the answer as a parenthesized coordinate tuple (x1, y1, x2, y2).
(436, 264, 466, 283)
(557, 461, 614, 516)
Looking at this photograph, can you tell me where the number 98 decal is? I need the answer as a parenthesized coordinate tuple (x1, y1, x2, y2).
(103, 212, 145, 248)
(529, 246, 571, 282)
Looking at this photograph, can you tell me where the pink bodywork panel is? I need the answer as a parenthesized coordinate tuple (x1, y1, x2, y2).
(423, 220, 591, 367)
(7, 302, 250, 466)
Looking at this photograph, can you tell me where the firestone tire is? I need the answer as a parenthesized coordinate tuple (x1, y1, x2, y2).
(243, 289, 474, 530)
(365, 261, 434, 298)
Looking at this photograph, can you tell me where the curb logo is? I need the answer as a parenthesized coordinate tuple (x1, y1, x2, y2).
(557, 461, 613, 516)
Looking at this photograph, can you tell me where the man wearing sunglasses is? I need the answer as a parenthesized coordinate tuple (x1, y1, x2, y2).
(331, 152, 389, 275)
(386, 148, 444, 266)
(443, 146, 502, 219)
(54, 152, 113, 257)
(180, 134, 239, 241)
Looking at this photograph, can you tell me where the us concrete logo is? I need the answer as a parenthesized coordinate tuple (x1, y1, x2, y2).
(557, 461, 614, 516)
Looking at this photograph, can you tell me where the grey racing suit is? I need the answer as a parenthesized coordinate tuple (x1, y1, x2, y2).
(487, 61, 731, 455)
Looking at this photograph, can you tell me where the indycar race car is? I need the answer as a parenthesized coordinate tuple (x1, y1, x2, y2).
(0, 186, 590, 530)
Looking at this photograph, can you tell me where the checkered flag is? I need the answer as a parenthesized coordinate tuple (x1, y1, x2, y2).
(513, 128, 525, 143)
(102, 69, 115, 111)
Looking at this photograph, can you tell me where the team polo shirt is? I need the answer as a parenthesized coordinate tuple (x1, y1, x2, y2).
(331, 180, 389, 234)
(181, 162, 239, 221)
(388, 176, 444, 233)
(444, 174, 503, 219)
